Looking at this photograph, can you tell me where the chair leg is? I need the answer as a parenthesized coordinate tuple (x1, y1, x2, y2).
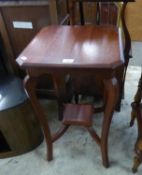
(132, 156, 142, 173)
(115, 87, 124, 112)
(132, 138, 142, 173)
(115, 97, 121, 112)
(57, 100, 64, 121)
(75, 94, 79, 104)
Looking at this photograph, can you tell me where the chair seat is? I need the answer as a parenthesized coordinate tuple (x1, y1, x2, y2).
(63, 104, 93, 127)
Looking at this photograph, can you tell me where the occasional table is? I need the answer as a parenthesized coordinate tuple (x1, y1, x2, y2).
(16, 25, 124, 167)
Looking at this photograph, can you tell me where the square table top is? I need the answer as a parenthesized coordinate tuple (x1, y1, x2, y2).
(16, 25, 124, 69)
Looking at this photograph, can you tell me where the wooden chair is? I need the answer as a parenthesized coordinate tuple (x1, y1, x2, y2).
(130, 73, 142, 173)
(67, 0, 132, 110)
(67, 0, 118, 25)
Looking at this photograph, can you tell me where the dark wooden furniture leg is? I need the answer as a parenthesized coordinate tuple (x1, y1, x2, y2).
(79, 1, 84, 25)
(101, 78, 119, 167)
(24, 75, 53, 161)
(130, 74, 142, 173)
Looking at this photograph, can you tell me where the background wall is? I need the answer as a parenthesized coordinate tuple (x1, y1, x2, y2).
(126, 0, 142, 41)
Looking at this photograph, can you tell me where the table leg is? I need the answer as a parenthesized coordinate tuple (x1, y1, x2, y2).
(24, 75, 53, 161)
(53, 73, 66, 121)
(101, 78, 119, 168)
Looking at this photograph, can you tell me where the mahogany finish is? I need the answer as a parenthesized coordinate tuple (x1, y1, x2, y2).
(17, 24, 122, 167)
(63, 103, 101, 147)
(17, 26, 123, 69)
(63, 104, 93, 127)
(67, 0, 118, 25)
(16, 0, 134, 168)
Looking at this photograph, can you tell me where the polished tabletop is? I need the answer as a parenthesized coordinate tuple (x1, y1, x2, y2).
(16, 25, 124, 69)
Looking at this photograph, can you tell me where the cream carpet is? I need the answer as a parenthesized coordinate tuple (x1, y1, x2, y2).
(0, 66, 141, 175)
